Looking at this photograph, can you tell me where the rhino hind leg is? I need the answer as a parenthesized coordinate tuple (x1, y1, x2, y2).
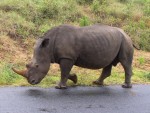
(121, 62, 132, 88)
(68, 74, 77, 84)
(93, 64, 112, 86)
(55, 59, 74, 89)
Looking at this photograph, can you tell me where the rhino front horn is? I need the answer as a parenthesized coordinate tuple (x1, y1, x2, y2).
(12, 67, 27, 78)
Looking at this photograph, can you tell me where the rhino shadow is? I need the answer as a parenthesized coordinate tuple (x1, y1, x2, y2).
(24, 86, 136, 100)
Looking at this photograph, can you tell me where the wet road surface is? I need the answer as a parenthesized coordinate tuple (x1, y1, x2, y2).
(0, 85, 150, 113)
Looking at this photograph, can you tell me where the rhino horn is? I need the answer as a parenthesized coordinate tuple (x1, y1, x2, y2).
(12, 67, 27, 78)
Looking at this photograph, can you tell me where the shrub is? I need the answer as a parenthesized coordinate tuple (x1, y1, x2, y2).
(144, 73, 150, 80)
(79, 16, 90, 26)
(76, 0, 93, 5)
(0, 0, 82, 38)
(119, 0, 129, 3)
(139, 30, 150, 51)
(91, 0, 100, 13)
(0, 11, 36, 38)
(138, 57, 145, 65)
(0, 63, 21, 85)
(144, 3, 150, 16)
(0, 0, 149, 52)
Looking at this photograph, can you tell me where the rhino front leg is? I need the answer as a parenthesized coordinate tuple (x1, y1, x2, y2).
(93, 64, 112, 86)
(55, 59, 74, 89)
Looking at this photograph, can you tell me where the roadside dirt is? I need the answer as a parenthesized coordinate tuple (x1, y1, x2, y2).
(133, 50, 150, 71)
(0, 35, 34, 64)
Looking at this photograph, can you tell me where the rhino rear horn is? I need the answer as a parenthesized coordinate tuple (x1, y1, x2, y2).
(12, 67, 27, 78)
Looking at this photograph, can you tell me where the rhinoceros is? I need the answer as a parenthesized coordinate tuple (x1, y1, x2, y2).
(12, 24, 135, 89)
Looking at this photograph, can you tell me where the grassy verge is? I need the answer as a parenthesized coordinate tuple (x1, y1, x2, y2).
(0, 0, 150, 87)
(0, 62, 150, 87)
(0, 0, 149, 51)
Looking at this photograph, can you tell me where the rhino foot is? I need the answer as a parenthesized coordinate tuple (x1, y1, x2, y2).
(122, 83, 132, 88)
(55, 85, 67, 89)
(69, 74, 77, 84)
(55, 82, 67, 89)
(93, 80, 104, 86)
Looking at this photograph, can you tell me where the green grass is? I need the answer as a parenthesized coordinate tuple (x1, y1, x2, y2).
(0, 0, 150, 87)
(37, 67, 150, 87)
(79, 16, 91, 26)
(0, 62, 24, 85)
(138, 57, 146, 65)
(0, 63, 149, 87)
(0, 0, 83, 37)
(0, 0, 149, 51)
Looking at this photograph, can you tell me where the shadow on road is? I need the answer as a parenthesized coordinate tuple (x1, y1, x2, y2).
(24, 86, 136, 99)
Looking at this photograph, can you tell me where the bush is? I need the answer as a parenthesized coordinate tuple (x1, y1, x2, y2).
(0, 63, 21, 85)
(138, 57, 145, 65)
(139, 30, 150, 51)
(91, 0, 100, 13)
(0, 11, 36, 38)
(76, 0, 93, 5)
(0, 0, 149, 51)
(79, 16, 90, 26)
(0, 0, 82, 38)
(39, 0, 79, 20)
(144, 3, 150, 16)
(119, 0, 129, 3)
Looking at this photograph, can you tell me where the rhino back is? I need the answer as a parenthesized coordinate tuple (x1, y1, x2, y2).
(54, 25, 123, 69)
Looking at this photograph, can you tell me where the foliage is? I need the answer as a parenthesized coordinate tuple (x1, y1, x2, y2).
(144, 73, 150, 80)
(118, 0, 129, 3)
(79, 16, 90, 26)
(91, 0, 100, 13)
(0, 0, 150, 87)
(138, 57, 145, 65)
(0, 62, 150, 86)
(76, 0, 94, 5)
(0, 0, 149, 52)
(0, 62, 21, 85)
(0, 0, 82, 38)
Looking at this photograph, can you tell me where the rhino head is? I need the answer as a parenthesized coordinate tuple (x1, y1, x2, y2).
(12, 38, 51, 85)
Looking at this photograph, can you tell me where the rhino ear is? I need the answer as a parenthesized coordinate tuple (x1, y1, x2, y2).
(40, 39, 49, 48)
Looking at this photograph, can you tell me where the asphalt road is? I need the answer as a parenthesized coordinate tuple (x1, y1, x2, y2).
(0, 85, 150, 113)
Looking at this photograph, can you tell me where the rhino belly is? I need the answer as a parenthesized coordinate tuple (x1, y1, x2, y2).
(74, 49, 119, 69)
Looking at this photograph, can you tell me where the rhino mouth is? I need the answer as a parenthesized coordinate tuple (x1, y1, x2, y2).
(28, 79, 40, 85)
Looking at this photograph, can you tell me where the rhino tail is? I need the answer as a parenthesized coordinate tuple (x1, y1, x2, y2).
(133, 43, 140, 50)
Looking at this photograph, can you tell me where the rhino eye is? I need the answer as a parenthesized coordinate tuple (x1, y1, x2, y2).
(35, 64, 39, 68)
(26, 64, 30, 68)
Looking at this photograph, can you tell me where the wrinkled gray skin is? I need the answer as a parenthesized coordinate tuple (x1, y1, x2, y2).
(26, 24, 134, 89)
